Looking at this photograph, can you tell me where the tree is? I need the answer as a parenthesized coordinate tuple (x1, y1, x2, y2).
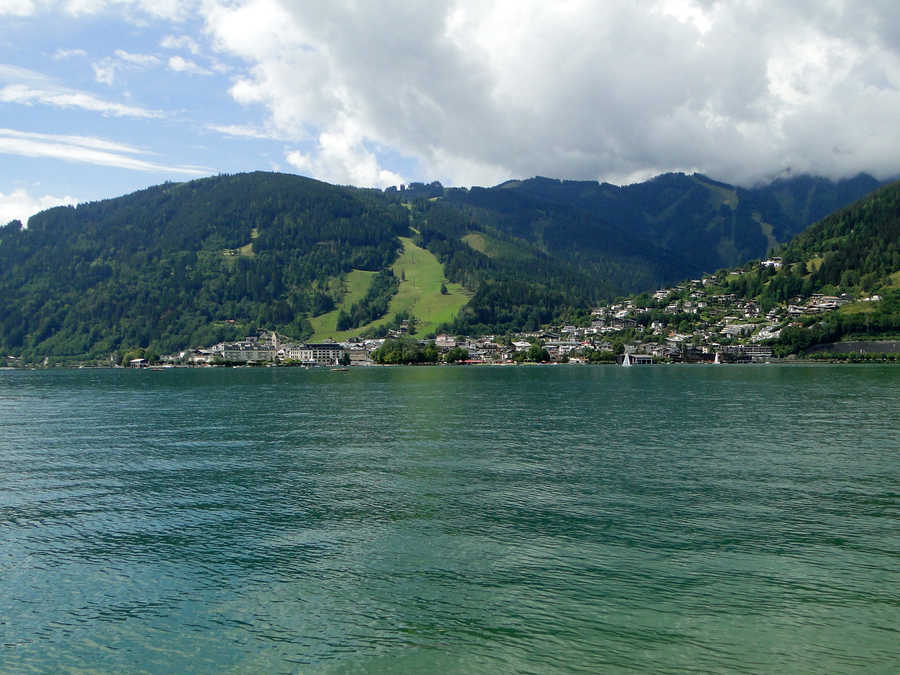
(526, 344, 550, 362)
(440, 282, 448, 295)
(370, 337, 438, 364)
(445, 346, 469, 362)
(120, 347, 145, 366)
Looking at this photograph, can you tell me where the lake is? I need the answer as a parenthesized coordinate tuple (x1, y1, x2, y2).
(1, 364, 898, 673)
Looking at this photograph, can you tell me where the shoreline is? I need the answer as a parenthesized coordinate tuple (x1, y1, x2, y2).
(2, 357, 898, 371)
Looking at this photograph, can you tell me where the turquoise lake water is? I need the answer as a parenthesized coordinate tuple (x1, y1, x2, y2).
(1, 365, 898, 673)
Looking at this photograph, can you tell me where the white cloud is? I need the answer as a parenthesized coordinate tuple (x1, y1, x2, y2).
(199, 0, 900, 186)
(114, 49, 159, 67)
(92, 59, 116, 85)
(167, 55, 210, 75)
(53, 48, 87, 60)
(0, 188, 77, 227)
(0, 0, 38, 16)
(62, 0, 107, 15)
(160, 34, 200, 54)
(285, 123, 404, 189)
(206, 123, 281, 140)
(0, 64, 45, 82)
(93, 49, 160, 84)
(0, 128, 210, 174)
(6, 1, 900, 187)
(0, 0, 196, 20)
(0, 82, 159, 117)
(0, 64, 160, 116)
(0, 128, 148, 154)
(64, 0, 192, 21)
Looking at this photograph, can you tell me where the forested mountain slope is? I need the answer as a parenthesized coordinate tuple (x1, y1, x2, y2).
(771, 179, 900, 351)
(0, 170, 885, 362)
(0, 173, 409, 360)
(652, 179, 900, 354)
(414, 172, 881, 284)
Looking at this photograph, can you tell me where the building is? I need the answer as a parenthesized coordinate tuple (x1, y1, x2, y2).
(619, 353, 653, 366)
(288, 342, 344, 365)
(721, 323, 755, 337)
(435, 334, 457, 349)
(211, 341, 276, 363)
(743, 345, 773, 361)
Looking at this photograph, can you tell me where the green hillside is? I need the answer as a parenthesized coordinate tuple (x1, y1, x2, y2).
(618, 179, 900, 356)
(388, 237, 470, 335)
(0, 171, 608, 363)
(308, 238, 469, 340)
(771, 179, 900, 352)
(410, 200, 613, 334)
(0, 172, 410, 362)
(0, 170, 889, 364)
(406, 172, 881, 285)
(307, 269, 378, 340)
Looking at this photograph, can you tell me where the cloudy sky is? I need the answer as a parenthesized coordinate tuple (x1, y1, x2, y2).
(2, 0, 900, 224)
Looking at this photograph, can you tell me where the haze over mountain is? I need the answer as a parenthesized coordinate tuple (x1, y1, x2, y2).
(0, 169, 888, 362)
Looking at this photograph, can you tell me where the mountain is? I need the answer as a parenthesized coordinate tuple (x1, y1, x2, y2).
(0, 172, 604, 362)
(769, 179, 900, 352)
(407, 171, 881, 289)
(612, 179, 900, 356)
(0, 170, 886, 363)
(0, 173, 409, 362)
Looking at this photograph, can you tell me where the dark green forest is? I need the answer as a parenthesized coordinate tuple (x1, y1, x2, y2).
(405, 171, 880, 283)
(0, 170, 889, 363)
(410, 201, 606, 334)
(336, 269, 399, 331)
(0, 173, 409, 362)
(694, 180, 900, 353)
(771, 180, 900, 351)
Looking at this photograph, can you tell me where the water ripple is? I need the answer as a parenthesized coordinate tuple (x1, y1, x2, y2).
(0, 366, 898, 672)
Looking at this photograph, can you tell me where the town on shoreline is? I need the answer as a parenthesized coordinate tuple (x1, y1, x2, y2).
(4, 263, 895, 369)
(120, 268, 895, 368)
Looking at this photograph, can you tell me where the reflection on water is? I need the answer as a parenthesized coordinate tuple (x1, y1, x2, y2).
(1, 365, 898, 672)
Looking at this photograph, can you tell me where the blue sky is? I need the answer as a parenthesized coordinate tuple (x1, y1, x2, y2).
(2, 1, 900, 225)
(0, 1, 418, 223)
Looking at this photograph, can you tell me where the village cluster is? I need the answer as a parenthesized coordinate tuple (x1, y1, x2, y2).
(144, 261, 874, 367)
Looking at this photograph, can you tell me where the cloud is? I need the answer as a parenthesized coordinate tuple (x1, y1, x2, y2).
(0, 128, 210, 174)
(53, 48, 87, 60)
(285, 122, 404, 188)
(206, 123, 281, 140)
(0, 63, 160, 116)
(114, 49, 159, 67)
(167, 55, 210, 75)
(91, 59, 116, 85)
(160, 34, 201, 55)
(7, 1, 900, 188)
(92, 49, 160, 85)
(1, 82, 160, 117)
(0, 0, 38, 16)
(64, 0, 192, 21)
(0, 188, 77, 227)
(0, 0, 195, 20)
(200, 0, 900, 187)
